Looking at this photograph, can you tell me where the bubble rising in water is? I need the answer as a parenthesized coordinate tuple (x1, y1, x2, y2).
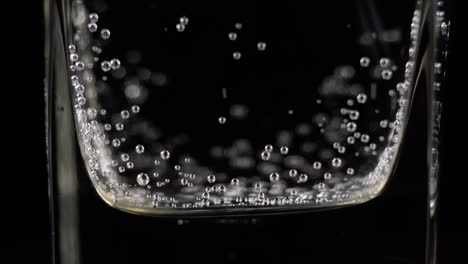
(101, 61, 111, 72)
(176, 24, 185, 32)
(121, 110, 130, 119)
(269, 172, 280, 182)
(121, 153, 129, 162)
(131, 105, 140, 113)
(346, 122, 357, 132)
(116, 123, 124, 131)
(160, 150, 170, 160)
(357, 93, 367, 104)
(137, 173, 150, 186)
(233, 52, 242, 60)
(280, 146, 289, 155)
(207, 175, 216, 183)
(135, 144, 145, 154)
(110, 59, 121, 70)
(70, 53, 79, 62)
(298, 174, 308, 183)
(332, 157, 342, 167)
(218, 117, 226, 124)
(382, 69, 393, 80)
(68, 44, 76, 53)
(260, 151, 271, 161)
(257, 42, 267, 51)
(360, 57, 370, 67)
(228, 32, 237, 41)
(231, 178, 239, 185)
(100, 29, 111, 40)
(313, 161, 322, 170)
(88, 23, 98, 32)
(288, 169, 298, 177)
(89, 13, 99, 23)
(179, 16, 189, 25)
(361, 134, 370, 143)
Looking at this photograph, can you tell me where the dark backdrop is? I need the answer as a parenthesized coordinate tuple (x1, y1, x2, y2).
(10, 1, 463, 263)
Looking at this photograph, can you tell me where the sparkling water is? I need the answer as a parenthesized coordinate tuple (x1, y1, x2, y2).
(67, 0, 423, 215)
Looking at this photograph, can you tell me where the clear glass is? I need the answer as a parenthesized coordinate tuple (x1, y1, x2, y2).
(45, 0, 449, 263)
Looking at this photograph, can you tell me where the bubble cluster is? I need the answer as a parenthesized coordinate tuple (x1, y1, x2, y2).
(67, 5, 421, 213)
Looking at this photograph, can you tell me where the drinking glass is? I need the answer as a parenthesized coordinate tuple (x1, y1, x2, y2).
(45, 0, 450, 263)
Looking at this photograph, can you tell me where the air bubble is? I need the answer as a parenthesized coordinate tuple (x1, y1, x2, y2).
(160, 150, 170, 160)
(380, 120, 388, 128)
(313, 161, 322, 170)
(218, 117, 226, 124)
(380, 58, 390, 68)
(338, 146, 346, 154)
(88, 23, 98, 32)
(121, 110, 130, 119)
(68, 45, 76, 53)
(324, 172, 332, 180)
(382, 69, 393, 80)
(89, 13, 99, 23)
(176, 24, 185, 32)
(269, 172, 280, 182)
(260, 151, 271, 161)
(332, 157, 342, 167)
(257, 42, 267, 51)
(179, 16, 189, 25)
(76, 96, 86, 106)
(135, 144, 145, 154)
(115, 123, 124, 131)
(233, 52, 242, 60)
(181, 179, 188, 185)
(110, 58, 121, 70)
(75, 61, 85, 71)
(280, 146, 289, 155)
(346, 168, 355, 175)
(137, 173, 150, 186)
(228, 32, 237, 41)
(264, 145, 273, 152)
(298, 174, 308, 183)
(357, 93, 367, 104)
(100, 29, 111, 39)
(360, 57, 370, 67)
(121, 153, 129, 162)
(131, 105, 140, 113)
(87, 108, 97, 119)
(231, 178, 239, 185)
(101, 61, 111, 72)
(289, 169, 298, 177)
(349, 110, 360, 120)
(346, 122, 357, 132)
(207, 175, 216, 183)
(361, 134, 370, 143)
(70, 53, 79, 62)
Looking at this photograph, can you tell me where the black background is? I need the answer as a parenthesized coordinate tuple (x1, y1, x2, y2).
(9, 1, 463, 263)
